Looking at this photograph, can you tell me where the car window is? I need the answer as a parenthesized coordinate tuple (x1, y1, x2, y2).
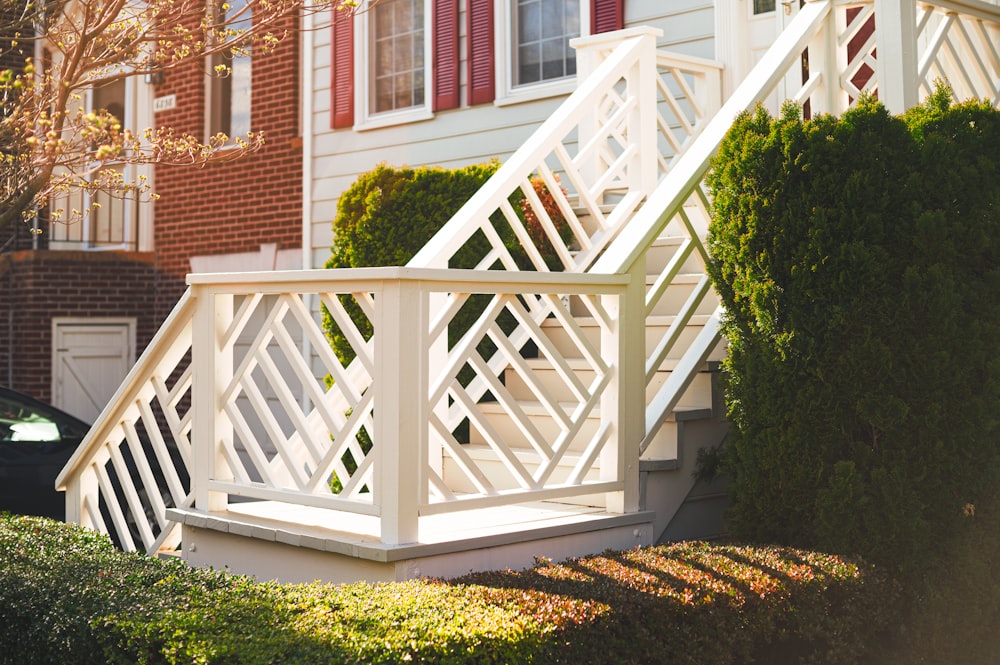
(0, 394, 80, 442)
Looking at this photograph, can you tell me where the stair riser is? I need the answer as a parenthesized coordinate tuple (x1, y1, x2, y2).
(568, 285, 719, 318)
(467, 406, 680, 457)
(541, 320, 724, 362)
(503, 366, 714, 410)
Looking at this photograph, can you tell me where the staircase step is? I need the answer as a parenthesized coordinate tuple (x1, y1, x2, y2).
(567, 275, 720, 322)
(644, 235, 710, 275)
(540, 314, 725, 362)
(503, 357, 715, 409)
(466, 398, 710, 457)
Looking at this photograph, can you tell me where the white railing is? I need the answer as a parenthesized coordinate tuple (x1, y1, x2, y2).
(58, 0, 1000, 553)
(59, 269, 632, 550)
(591, 0, 1000, 454)
(56, 292, 195, 553)
(409, 27, 723, 273)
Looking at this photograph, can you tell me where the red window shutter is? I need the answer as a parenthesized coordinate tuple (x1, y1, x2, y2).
(433, 0, 460, 111)
(591, 0, 624, 34)
(467, 0, 494, 106)
(330, 10, 354, 129)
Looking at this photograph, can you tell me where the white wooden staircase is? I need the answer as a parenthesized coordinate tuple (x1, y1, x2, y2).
(56, 0, 999, 583)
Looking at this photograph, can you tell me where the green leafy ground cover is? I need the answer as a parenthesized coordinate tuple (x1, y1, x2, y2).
(0, 515, 898, 665)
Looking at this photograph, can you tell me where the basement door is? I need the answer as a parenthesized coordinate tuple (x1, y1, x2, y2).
(52, 318, 136, 423)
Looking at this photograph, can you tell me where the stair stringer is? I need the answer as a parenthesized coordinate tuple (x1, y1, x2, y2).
(640, 364, 729, 542)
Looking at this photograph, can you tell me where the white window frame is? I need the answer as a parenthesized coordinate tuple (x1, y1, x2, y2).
(354, 0, 434, 131)
(495, 0, 590, 106)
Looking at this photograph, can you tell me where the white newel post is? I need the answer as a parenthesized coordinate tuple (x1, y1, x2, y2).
(874, 0, 920, 113)
(65, 462, 99, 527)
(601, 263, 644, 513)
(633, 33, 659, 196)
(374, 278, 426, 545)
(192, 288, 233, 512)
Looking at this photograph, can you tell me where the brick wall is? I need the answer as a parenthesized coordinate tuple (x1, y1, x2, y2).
(151, 11, 303, 314)
(0, 250, 181, 402)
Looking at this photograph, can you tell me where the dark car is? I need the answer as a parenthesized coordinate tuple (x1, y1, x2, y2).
(0, 387, 90, 521)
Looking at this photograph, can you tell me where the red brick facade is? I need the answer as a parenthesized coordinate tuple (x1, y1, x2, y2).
(151, 11, 303, 313)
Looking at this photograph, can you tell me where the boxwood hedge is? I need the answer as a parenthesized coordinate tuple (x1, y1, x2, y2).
(706, 89, 1000, 579)
(0, 514, 897, 665)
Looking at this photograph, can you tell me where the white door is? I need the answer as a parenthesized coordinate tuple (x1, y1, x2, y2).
(717, 0, 800, 110)
(52, 319, 136, 422)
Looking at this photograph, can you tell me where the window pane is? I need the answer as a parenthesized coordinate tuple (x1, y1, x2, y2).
(518, 44, 540, 84)
(754, 0, 777, 14)
(208, 0, 251, 138)
(513, 0, 579, 87)
(541, 38, 565, 79)
(541, 0, 562, 39)
(370, 0, 424, 113)
(518, 0, 540, 43)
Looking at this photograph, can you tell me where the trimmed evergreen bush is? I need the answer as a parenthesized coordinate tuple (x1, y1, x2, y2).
(0, 514, 896, 665)
(706, 90, 1000, 577)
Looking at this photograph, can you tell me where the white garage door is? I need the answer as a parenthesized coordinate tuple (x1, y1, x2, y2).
(52, 318, 136, 422)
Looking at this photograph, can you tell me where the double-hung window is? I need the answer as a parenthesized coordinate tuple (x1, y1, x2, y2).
(512, 0, 580, 86)
(494, 0, 591, 103)
(359, 0, 432, 127)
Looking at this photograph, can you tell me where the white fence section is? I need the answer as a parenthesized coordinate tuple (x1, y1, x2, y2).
(57, 0, 1000, 554)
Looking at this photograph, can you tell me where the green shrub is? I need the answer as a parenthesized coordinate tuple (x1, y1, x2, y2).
(0, 514, 896, 665)
(865, 489, 1000, 664)
(706, 90, 1000, 578)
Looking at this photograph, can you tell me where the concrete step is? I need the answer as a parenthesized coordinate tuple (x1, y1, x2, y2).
(168, 501, 656, 584)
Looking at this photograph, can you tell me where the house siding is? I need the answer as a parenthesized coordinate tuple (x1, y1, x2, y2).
(307, 0, 715, 268)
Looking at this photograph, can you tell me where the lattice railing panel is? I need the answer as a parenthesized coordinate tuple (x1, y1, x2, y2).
(424, 282, 622, 512)
(917, 3, 1000, 103)
(216, 291, 377, 507)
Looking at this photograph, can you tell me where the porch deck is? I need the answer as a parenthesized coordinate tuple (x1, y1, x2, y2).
(169, 501, 654, 583)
